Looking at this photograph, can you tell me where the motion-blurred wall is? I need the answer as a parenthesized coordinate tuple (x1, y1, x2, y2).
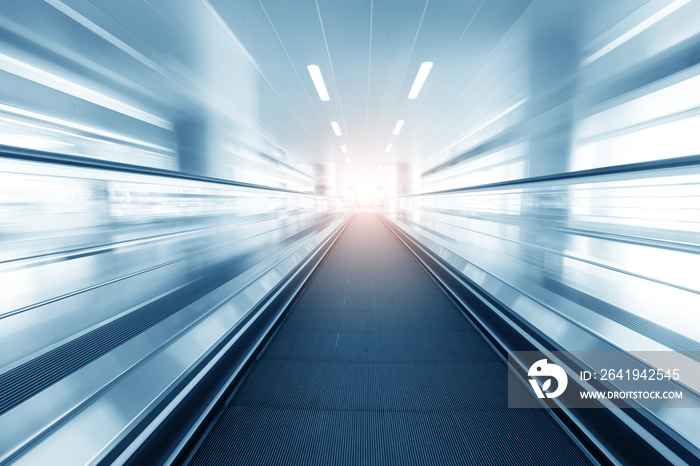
(387, 0, 700, 449)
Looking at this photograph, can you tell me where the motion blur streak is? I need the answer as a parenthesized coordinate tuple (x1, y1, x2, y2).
(387, 0, 700, 456)
(0, 0, 699, 465)
(0, 2, 347, 464)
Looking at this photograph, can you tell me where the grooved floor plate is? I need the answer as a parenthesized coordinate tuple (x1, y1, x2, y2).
(187, 214, 593, 465)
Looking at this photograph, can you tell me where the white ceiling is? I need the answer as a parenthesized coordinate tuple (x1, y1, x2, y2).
(206, 0, 538, 167)
(19, 0, 667, 171)
(193, 0, 650, 168)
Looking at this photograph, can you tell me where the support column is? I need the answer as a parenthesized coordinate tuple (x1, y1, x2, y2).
(175, 109, 210, 176)
(522, 25, 580, 283)
(314, 163, 335, 196)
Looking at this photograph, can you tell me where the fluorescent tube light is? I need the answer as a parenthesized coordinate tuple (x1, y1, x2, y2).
(392, 120, 405, 135)
(346, 157, 351, 163)
(340, 145, 347, 153)
(307, 64, 330, 101)
(331, 121, 341, 136)
(385, 144, 393, 152)
(408, 62, 433, 99)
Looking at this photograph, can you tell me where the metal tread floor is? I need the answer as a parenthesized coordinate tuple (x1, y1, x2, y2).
(185, 213, 594, 465)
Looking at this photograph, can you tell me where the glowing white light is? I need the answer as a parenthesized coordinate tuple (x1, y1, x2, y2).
(340, 145, 347, 153)
(346, 157, 351, 163)
(386, 144, 393, 152)
(583, 0, 691, 66)
(0, 52, 170, 130)
(0, 134, 73, 151)
(438, 98, 527, 157)
(392, 120, 405, 135)
(408, 62, 433, 99)
(331, 121, 341, 136)
(307, 65, 330, 101)
(0, 103, 171, 152)
(44, 0, 164, 73)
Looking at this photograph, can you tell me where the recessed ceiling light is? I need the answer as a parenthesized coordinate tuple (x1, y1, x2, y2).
(385, 144, 393, 152)
(346, 157, 351, 163)
(331, 121, 341, 136)
(408, 62, 433, 99)
(307, 64, 330, 101)
(392, 120, 405, 135)
(340, 145, 347, 153)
